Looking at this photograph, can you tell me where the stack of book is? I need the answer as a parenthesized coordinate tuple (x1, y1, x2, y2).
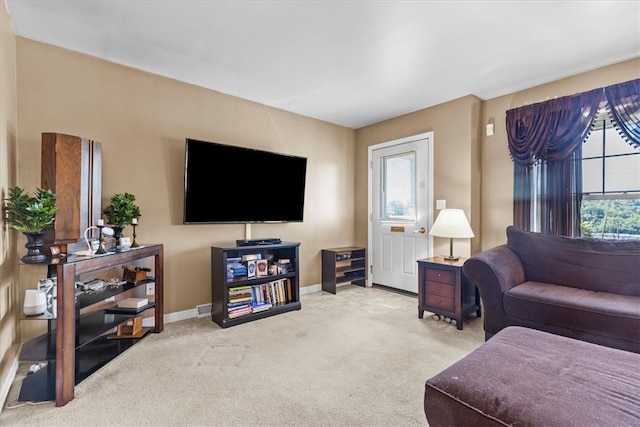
(227, 286, 253, 318)
(227, 257, 247, 282)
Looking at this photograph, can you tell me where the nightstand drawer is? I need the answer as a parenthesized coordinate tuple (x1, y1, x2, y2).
(426, 268, 455, 285)
(426, 281, 454, 299)
(426, 294, 455, 311)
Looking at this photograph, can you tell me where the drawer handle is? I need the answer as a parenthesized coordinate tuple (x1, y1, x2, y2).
(437, 299, 441, 303)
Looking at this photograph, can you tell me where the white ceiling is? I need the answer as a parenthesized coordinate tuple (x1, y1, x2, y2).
(5, 1, 640, 129)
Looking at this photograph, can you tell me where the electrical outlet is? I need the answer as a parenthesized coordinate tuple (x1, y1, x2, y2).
(146, 282, 155, 296)
(436, 200, 446, 210)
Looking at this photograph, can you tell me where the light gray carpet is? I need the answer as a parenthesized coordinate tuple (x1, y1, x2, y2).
(1, 285, 484, 426)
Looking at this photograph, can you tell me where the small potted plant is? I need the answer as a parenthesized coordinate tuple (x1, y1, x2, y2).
(4, 186, 58, 263)
(102, 192, 141, 240)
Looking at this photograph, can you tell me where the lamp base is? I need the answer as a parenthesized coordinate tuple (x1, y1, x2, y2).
(444, 238, 459, 261)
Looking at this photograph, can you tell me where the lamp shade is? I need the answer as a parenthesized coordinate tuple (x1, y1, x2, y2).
(429, 209, 474, 239)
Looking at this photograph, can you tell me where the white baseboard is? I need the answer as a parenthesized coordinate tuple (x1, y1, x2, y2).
(0, 356, 19, 415)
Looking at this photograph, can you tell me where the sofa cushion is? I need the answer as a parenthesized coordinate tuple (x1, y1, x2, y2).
(506, 226, 640, 296)
(504, 281, 640, 351)
(424, 326, 640, 427)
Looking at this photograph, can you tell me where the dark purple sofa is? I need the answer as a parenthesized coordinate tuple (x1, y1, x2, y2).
(462, 226, 640, 353)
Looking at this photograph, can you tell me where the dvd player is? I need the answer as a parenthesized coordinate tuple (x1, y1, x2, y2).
(236, 238, 282, 247)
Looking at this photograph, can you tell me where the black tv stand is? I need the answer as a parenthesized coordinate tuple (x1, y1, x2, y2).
(236, 238, 282, 246)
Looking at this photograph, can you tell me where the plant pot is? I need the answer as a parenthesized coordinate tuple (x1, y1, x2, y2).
(112, 226, 125, 250)
(112, 226, 124, 240)
(22, 232, 47, 264)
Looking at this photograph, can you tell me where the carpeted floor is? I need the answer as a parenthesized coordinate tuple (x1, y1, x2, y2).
(1, 285, 484, 426)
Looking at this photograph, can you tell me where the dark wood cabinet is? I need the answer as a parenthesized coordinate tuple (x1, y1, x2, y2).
(417, 256, 481, 330)
(41, 132, 102, 248)
(321, 247, 366, 294)
(211, 242, 301, 328)
(18, 245, 163, 406)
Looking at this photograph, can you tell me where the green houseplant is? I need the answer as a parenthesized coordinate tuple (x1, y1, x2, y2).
(4, 186, 58, 263)
(102, 192, 141, 228)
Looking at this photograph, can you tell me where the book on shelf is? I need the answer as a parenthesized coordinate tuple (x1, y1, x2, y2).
(228, 300, 251, 308)
(229, 295, 253, 304)
(286, 278, 292, 303)
(251, 302, 272, 313)
(228, 303, 251, 312)
(228, 286, 252, 297)
(228, 305, 252, 318)
(117, 297, 149, 309)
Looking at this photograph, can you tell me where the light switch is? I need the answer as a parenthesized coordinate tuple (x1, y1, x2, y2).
(436, 200, 446, 210)
(486, 123, 494, 136)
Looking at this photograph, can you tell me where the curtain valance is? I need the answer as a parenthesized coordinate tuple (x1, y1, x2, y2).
(604, 79, 640, 148)
(506, 89, 601, 166)
(506, 78, 640, 166)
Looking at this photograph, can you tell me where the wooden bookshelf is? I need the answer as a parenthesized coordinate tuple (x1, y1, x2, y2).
(211, 242, 301, 328)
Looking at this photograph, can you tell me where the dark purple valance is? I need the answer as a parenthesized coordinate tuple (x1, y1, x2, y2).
(506, 78, 640, 165)
(506, 88, 602, 166)
(604, 79, 640, 148)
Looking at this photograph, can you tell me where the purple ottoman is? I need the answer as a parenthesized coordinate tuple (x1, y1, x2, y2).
(424, 326, 640, 426)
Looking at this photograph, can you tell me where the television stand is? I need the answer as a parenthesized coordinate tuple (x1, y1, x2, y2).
(211, 241, 301, 328)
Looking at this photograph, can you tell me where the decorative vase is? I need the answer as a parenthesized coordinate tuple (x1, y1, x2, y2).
(22, 232, 47, 264)
(112, 226, 124, 240)
(112, 226, 125, 251)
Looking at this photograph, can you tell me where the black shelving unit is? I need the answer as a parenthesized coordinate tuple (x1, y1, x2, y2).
(211, 242, 302, 328)
(321, 247, 366, 294)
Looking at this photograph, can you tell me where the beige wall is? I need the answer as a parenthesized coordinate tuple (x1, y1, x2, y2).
(0, 1, 20, 407)
(14, 37, 356, 331)
(356, 58, 640, 256)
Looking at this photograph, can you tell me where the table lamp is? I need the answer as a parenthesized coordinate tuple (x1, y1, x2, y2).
(429, 209, 474, 261)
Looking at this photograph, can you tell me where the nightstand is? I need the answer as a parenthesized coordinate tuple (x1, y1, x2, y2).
(417, 256, 481, 330)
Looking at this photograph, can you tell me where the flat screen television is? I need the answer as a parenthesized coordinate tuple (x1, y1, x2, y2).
(183, 138, 308, 224)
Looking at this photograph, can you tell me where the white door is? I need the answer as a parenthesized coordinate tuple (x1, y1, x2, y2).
(369, 132, 433, 293)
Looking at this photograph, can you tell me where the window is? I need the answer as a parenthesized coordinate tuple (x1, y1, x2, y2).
(581, 117, 640, 240)
(380, 151, 416, 222)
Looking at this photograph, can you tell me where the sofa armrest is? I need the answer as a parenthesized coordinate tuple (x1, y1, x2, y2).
(462, 245, 526, 337)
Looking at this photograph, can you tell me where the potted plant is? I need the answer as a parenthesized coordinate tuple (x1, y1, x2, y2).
(102, 193, 141, 240)
(4, 186, 58, 263)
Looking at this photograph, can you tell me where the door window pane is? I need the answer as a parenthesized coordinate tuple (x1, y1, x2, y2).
(380, 151, 416, 221)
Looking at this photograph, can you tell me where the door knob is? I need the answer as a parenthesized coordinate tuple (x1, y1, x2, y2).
(414, 227, 426, 234)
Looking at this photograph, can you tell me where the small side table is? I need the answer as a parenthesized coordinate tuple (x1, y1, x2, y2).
(417, 256, 481, 330)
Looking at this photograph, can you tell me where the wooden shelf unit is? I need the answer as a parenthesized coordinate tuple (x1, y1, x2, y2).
(321, 247, 366, 294)
(211, 242, 302, 328)
(18, 244, 164, 406)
